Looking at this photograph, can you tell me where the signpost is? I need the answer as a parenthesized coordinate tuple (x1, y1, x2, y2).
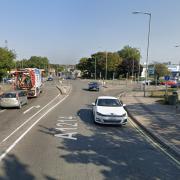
(164, 75, 170, 102)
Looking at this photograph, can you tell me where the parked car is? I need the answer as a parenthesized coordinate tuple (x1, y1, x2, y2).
(150, 80, 161, 85)
(160, 80, 176, 86)
(140, 80, 152, 85)
(88, 82, 100, 91)
(171, 82, 180, 88)
(47, 77, 53, 81)
(3, 78, 15, 84)
(0, 90, 28, 109)
(92, 96, 128, 125)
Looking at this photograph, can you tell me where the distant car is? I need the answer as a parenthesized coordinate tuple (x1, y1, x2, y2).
(88, 82, 100, 91)
(92, 96, 128, 125)
(140, 80, 152, 85)
(171, 82, 180, 88)
(3, 78, 15, 84)
(47, 77, 53, 81)
(160, 80, 176, 86)
(0, 90, 28, 109)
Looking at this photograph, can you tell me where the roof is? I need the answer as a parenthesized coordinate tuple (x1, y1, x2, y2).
(97, 96, 118, 100)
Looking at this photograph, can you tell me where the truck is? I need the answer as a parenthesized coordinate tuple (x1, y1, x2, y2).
(13, 68, 42, 97)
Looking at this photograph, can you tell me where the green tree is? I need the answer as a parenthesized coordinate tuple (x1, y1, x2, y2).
(27, 56, 49, 69)
(0, 47, 16, 80)
(117, 45, 141, 62)
(117, 46, 141, 78)
(154, 63, 170, 80)
(117, 58, 142, 78)
(92, 52, 122, 79)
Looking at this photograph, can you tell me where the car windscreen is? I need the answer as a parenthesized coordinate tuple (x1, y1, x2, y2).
(97, 99, 122, 107)
(2, 93, 16, 98)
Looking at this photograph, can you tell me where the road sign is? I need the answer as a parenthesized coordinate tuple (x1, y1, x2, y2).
(164, 75, 170, 81)
(148, 67, 155, 75)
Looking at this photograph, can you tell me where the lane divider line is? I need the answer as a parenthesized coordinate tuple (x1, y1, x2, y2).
(0, 85, 72, 162)
(0, 94, 61, 145)
(23, 105, 41, 114)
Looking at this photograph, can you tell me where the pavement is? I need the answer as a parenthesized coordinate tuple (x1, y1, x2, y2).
(122, 90, 180, 160)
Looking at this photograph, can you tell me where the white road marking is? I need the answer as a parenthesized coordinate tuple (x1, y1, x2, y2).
(56, 123, 78, 127)
(55, 127, 77, 132)
(57, 119, 77, 122)
(23, 105, 40, 114)
(0, 93, 62, 144)
(0, 85, 72, 162)
(55, 132, 77, 140)
(128, 118, 180, 167)
(55, 116, 78, 140)
(0, 110, 6, 114)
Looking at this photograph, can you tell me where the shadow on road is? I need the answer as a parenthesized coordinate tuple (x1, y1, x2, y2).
(55, 107, 180, 180)
(0, 154, 35, 180)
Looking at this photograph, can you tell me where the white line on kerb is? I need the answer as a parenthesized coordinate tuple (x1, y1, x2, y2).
(0, 94, 61, 144)
(0, 85, 72, 162)
(128, 118, 180, 166)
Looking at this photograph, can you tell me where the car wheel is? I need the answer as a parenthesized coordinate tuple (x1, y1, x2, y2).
(18, 103, 22, 109)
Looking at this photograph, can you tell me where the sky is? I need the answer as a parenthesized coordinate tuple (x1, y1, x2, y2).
(0, 0, 180, 65)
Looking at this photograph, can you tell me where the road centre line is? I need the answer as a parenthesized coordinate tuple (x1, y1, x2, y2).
(128, 118, 180, 167)
(0, 93, 61, 144)
(0, 85, 72, 162)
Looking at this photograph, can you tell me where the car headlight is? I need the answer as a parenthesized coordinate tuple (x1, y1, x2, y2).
(122, 113, 127, 117)
(96, 112, 105, 116)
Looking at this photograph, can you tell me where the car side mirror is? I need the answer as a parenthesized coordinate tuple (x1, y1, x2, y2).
(123, 104, 126, 107)
(92, 103, 95, 106)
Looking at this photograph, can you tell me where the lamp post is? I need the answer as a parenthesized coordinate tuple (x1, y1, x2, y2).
(95, 56, 97, 80)
(132, 11, 151, 96)
(174, 45, 180, 82)
(105, 51, 107, 80)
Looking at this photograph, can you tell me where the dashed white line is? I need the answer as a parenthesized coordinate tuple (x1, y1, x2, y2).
(23, 105, 40, 114)
(0, 94, 61, 144)
(0, 85, 72, 162)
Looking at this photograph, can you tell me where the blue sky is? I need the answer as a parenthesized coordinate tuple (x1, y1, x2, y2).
(0, 0, 180, 64)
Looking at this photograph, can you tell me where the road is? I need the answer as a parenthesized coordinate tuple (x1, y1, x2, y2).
(0, 80, 179, 180)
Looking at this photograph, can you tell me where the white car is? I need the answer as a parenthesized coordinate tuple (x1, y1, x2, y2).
(92, 96, 128, 125)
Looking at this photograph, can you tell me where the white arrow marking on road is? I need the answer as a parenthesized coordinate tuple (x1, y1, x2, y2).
(23, 105, 40, 114)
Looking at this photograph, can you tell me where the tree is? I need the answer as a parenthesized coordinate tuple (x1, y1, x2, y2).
(117, 58, 143, 78)
(27, 56, 49, 69)
(0, 47, 16, 80)
(117, 46, 141, 78)
(117, 45, 141, 62)
(154, 63, 170, 80)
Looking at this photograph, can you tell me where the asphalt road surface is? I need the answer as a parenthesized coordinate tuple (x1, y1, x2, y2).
(0, 80, 179, 180)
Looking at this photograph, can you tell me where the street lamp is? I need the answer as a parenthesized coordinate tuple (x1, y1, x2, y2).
(174, 45, 180, 82)
(105, 51, 107, 80)
(132, 11, 151, 96)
